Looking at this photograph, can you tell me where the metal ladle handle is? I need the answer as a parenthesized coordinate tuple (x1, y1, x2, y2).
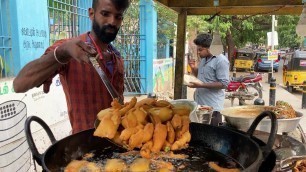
(246, 110, 278, 158)
(89, 55, 123, 104)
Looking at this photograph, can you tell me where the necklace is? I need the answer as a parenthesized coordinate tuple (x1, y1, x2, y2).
(87, 33, 115, 74)
(87, 33, 110, 60)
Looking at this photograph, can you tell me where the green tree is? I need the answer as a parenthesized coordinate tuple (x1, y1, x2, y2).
(277, 15, 301, 49)
(187, 15, 211, 33)
(229, 16, 265, 47)
(185, 16, 212, 58)
(120, 0, 140, 35)
(155, 4, 177, 47)
(185, 14, 272, 67)
(117, 1, 178, 55)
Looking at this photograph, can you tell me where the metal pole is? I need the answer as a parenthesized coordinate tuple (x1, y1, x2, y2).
(271, 15, 275, 77)
(269, 77, 276, 106)
(233, 67, 236, 78)
(250, 65, 254, 75)
(268, 68, 272, 83)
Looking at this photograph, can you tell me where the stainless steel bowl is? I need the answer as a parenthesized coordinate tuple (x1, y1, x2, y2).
(221, 105, 304, 133)
(195, 105, 213, 124)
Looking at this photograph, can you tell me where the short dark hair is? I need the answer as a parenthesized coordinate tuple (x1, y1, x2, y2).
(193, 33, 212, 48)
(92, 0, 130, 11)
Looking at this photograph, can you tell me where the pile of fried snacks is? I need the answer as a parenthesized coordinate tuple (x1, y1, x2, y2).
(94, 97, 192, 158)
(265, 100, 296, 119)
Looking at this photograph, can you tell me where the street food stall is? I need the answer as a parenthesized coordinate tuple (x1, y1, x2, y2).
(26, 98, 278, 171)
(21, 1, 306, 171)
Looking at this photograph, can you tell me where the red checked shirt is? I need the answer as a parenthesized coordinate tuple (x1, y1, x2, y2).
(42, 33, 124, 134)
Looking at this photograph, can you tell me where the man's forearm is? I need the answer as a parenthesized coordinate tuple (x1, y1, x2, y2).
(13, 52, 63, 93)
(200, 82, 225, 89)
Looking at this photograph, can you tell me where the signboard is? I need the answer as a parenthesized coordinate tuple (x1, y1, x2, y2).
(268, 50, 278, 60)
(153, 58, 174, 93)
(267, 31, 279, 46)
(300, 60, 306, 66)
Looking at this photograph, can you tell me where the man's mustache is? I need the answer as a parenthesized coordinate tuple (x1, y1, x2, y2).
(102, 25, 119, 32)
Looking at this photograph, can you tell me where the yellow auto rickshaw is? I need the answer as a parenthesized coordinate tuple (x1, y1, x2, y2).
(283, 50, 306, 92)
(234, 50, 254, 71)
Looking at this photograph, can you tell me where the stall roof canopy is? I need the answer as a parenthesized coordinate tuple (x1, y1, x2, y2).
(154, 0, 304, 15)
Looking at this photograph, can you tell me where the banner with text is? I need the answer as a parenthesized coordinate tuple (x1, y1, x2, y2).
(268, 50, 279, 60)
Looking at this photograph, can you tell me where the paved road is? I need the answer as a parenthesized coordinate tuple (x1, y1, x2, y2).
(232, 59, 302, 101)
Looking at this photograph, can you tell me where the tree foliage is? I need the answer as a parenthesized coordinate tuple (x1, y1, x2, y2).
(120, 0, 140, 34)
(186, 16, 211, 34)
(119, 1, 178, 47)
(117, 1, 302, 53)
(155, 3, 177, 46)
(185, 14, 301, 50)
(227, 15, 270, 48)
(277, 15, 301, 49)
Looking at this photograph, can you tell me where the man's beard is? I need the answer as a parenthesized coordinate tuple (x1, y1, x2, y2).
(92, 19, 119, 44)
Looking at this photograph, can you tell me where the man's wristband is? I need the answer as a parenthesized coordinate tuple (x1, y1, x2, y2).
(54, 46, 68, 65)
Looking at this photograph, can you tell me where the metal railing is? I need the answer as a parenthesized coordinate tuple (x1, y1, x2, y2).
(0, 0, 13, 78)
(48, 0, 91, 44)
(113, 34, 146, 95)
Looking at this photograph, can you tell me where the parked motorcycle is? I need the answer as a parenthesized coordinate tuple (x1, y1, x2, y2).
(226, 73, 263, 106)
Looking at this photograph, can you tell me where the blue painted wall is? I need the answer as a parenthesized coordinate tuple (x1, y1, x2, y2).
(10, 0, 50, 76)
(140, 0, 157, 94)
(0, 0, 11, 77)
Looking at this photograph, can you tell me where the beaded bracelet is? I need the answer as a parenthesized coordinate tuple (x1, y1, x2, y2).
(54, 46, 68, 65)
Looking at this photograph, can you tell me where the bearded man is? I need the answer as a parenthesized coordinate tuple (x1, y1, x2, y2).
(13, 0, 130, 134)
